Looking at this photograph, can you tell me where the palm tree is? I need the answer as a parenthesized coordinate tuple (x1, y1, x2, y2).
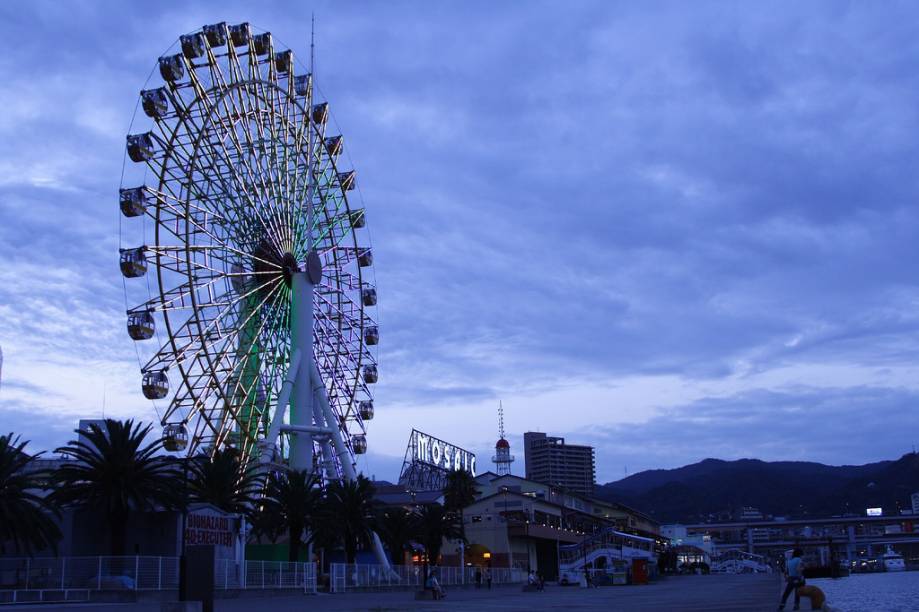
(414, 503, 462, 580)
(0, 433, 61, 554)
(443, 470, 480, 543)
(187, 446, 260, 517)
(323, 475, 377, 564)
(377, 506, 415, 565)
(262, 469, 322, 562)
(52, 419, 180, 555)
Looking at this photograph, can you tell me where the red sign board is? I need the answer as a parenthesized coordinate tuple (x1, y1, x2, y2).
(185, 512, 233, 548)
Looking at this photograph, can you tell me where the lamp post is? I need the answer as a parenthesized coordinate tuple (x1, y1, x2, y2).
(178, 455, 189, 601)
(502, 487, 512, 570)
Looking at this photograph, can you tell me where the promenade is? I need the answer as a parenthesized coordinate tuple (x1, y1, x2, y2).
(3, 574, 782, 611)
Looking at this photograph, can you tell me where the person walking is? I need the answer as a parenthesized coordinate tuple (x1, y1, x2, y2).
(778, 548, 805, 611)
(485, 568, 492, 589)
(475, 568, 482, 589)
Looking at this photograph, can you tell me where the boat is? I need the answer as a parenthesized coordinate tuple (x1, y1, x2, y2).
(882, 546, 905, 572)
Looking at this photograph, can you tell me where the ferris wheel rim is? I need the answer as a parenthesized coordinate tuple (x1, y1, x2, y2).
(118, 22, 379, 463)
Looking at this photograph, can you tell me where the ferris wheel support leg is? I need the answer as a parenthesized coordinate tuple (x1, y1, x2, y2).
(290, 273, 316, 473)
(310, 361, 357, 481)
(312, 386, 337, 481)
(258, 349, 302, 465)
(309, 361, 392, 572)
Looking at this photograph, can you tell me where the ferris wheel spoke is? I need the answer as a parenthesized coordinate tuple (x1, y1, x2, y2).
(151, 243, 282, 273)
(183, 129, 290, 259)
(180, 275, 286, 439)
(183, 286, 290, 442)
(292, 173, 337, 259)
(157, 87, 290, 260)
(266, 54, 299, 255)
(203, 112, 299, 259)
(238, 50, 296, 252)
(216, 327, 288, 445)
(171, 276, 286, 368)
(136, 272, 284, 374)
(137, 287, 282, 378)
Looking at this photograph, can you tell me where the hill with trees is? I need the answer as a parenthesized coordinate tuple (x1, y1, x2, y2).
(595, 453, 919, 523)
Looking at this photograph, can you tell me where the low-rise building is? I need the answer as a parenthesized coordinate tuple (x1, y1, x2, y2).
(437, 473, 660, 579)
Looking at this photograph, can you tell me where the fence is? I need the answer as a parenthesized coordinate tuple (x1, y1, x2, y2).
(219, 559, 316, 592)
(329, 563, 527, 593)
(0, 557, 178, 591)
(0, 557, 315, 594)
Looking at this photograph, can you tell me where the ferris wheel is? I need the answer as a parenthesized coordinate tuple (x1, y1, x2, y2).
(118, 22, 379, 481)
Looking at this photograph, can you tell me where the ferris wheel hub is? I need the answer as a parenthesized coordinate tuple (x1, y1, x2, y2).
(306, 250, 323, 284)
(280, 252, 300, 286)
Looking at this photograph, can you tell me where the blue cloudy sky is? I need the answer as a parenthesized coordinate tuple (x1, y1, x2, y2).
(3, 1, 919, 483)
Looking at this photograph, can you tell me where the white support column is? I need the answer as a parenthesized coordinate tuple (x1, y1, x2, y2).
(290, 272, 315, 472)
(310, 360, 391, 571)
(258, 349, 301, 466)
(311, 361, 356, 481)
(312, 380, 337, 481)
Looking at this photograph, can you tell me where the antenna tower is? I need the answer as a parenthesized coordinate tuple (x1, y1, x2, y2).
(492, 401, 514, 476)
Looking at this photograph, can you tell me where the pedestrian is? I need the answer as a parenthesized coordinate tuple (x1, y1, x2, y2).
(486, 568, 492, 589)
(426, 567, 446, 600)
(778, 548, 805, 611)
(475, 568, 482, 589)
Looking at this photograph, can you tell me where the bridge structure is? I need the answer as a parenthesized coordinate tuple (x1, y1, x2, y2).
(557, 527, 656, 580)
(685, 514, 919, 563)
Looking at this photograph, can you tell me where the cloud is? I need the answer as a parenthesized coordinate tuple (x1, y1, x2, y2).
(584, 385, 919, 482)
(3, 1, 919, 482)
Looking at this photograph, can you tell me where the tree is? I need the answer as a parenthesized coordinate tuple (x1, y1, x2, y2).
(377, 507, 415, 565)
(324, 475, 377, 564)
(262, 469, 322, 562)
(52, 419, 180, 556)
(414, 503, 462, 571)
(0, 433, 61, 555)
(443, 470, 480, 543)
(188, 446, 260, 517)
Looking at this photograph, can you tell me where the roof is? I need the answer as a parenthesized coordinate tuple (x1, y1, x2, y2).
(496, 438, 510, 449)
(588, 497, 660, 526)
(374, 489, 443, 506)
(467, 489, 562, 512)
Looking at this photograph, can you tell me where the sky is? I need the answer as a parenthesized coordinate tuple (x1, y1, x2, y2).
(3, 1, 919, 484)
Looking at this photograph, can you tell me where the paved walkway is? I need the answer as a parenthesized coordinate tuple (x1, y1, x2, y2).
(4, 575, 783, 611)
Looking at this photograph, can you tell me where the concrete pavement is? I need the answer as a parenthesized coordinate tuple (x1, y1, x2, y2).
(2, 574, 783, 611)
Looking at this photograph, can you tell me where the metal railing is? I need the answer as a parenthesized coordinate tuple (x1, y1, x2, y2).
(222, 559, 316, 592)
(0, 557, 178, 591)
(559, 528, 656, 569)
(0, 589, 89, 605)
(0, 557, 316, 594)
(329, 563, 526, 593)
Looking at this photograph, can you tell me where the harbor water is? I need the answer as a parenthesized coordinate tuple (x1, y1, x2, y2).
(809, 572, 919, 612)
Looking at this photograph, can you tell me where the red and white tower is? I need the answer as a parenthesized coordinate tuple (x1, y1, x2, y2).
(492, 402, 515, 476)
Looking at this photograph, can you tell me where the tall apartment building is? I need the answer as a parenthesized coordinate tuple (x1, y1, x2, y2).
(523, 432, 596, 496)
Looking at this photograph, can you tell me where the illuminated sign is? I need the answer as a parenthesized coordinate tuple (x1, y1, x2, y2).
(866, 507, 883, 517)
(409, 429, 476, 476)
(185, 507, 236, 556)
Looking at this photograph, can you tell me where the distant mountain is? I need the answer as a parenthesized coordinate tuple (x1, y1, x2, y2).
(595, 453, 919, 523)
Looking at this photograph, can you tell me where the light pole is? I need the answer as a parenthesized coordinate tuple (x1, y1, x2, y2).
(178, 456, 189, 601)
